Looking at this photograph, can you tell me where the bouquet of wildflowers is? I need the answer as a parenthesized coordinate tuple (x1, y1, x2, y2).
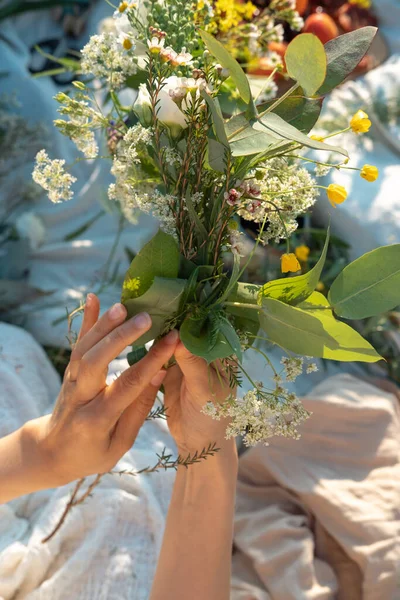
(33, 0, 400, 447)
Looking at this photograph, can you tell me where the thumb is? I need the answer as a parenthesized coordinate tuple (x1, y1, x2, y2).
(174, 341, 210, 400)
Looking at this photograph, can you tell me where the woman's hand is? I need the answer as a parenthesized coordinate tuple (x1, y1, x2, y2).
(163, 341, 235, 454)
(23, 294, 179, 489)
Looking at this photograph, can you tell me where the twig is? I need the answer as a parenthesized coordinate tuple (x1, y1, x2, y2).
(112, 443, 220, 477)
(41, 474, 103, 543)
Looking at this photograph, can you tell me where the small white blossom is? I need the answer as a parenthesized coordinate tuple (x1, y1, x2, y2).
(81, 32, 137, 89)
(281, 356, 304, 382)
(314, 163, 333, 178)
(32, 150, 76, 203)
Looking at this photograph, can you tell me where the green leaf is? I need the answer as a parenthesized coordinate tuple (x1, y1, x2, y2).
(180, 312, 239, 363)
(285, 34, 327, 97)
(257, 87, 322, 134)
(299, 293, 382, 362)
(121, 230, 179, 302)
(255, 112, 348, 157)
(219, 318, 243, 362)
(260, 296, 339, 358)
(199, 29, 256, 116)
(318, 27, 377, 96)
(34, 45, 81, 71)
(201, 90, 229, 147)
(127, 346, 147, 367)
(226, 282, 260, 345)
(328, 244, 400, 319)
(124, 277, 186, 346)
(261, 228, 330, 305)
(185, 189, 208, 243)
(125, 70, 148, 89)
(206, 138, 227, 172)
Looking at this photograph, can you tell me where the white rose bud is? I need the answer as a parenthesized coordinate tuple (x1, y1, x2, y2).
(133, 83, 152, 127)
(156, 94, 188, 137)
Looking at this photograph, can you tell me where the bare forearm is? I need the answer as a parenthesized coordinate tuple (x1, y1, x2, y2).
(150, 440, 238, 600)
(0, 419, 53, 503)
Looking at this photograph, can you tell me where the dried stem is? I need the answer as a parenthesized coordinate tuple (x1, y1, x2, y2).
(41, 474, 103, 544)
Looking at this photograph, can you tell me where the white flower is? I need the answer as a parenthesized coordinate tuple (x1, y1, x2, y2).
(15, 212, 46, 250)
(115, 13, 136, 51)
(32, 150, 76, 203)
(156, 76, 189, 134)
(133, 84, 152, 127)
(81, 32, 137, 89)
(147, 36, 165, 54)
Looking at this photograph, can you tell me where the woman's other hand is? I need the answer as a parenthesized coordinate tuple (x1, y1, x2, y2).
(163, 341, 235, 454)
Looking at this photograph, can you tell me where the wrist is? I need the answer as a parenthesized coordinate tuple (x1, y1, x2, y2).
(177, 437, 238, 479)
(22, 416, 68, 489)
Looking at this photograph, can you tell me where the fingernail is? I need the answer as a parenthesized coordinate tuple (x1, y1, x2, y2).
(86, 293, 94, 307)
(132, 312, 151, 330)
(165, 329, 179, 345)
(151, 369, 167, 387)
(109, 303, 126, 320)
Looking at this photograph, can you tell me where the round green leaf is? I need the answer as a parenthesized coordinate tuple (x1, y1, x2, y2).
(285, 34, 327, 97)
(328, 244, 400, 319)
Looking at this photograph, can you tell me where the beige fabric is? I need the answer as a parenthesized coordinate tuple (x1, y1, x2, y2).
(232, 374, 400, 600)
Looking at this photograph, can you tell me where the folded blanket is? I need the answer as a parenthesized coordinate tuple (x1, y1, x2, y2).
(232, 374, 400, 600)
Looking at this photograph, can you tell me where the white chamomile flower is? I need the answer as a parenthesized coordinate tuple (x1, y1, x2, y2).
(147, 36, 165, 54)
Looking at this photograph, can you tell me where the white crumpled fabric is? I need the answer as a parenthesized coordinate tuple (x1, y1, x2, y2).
(0, 322, 176, 600)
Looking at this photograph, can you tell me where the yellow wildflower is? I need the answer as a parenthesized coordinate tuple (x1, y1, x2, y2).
(237, 1, 256, 20)
(350, 110, 371, 134)
(213, 0, 256, 32)
(118, 1, 128, 11)
(295, 245, 310, 263)
(327, 183, 348, 208)
(311, 134, 325, 142)
(281, 253, 301, 274)
(197, 0, 205, 8)
(349, 0, 371, 8)
(360, 164, 379, 182)
(123, 277, 141, 298)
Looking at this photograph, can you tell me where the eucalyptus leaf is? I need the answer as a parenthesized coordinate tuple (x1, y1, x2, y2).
(199, 29, 256, 117)
(256, 112, 348, 157)
(127, 346, 148, 367)
(260, 296, 339, 358)
(124, 277, 186, 346)
(328, 244, 400, 319)
(285, 34, 327, 97)
(257, 88, 322, 134)
(121, 230, 180, 302)
(319, 27, 377, 96)
(201, 90, 229, 147)
(261, 228, 330, 305)
(207, 137, 227, 172)
(226, 282, 261, 344)
(299, 293, 382, 362)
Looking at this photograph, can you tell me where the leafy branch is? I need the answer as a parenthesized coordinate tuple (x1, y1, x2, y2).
(113, 443, 220, 476)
